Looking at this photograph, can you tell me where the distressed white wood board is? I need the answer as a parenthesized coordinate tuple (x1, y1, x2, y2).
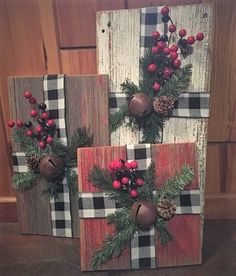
(97, 3, 213, 248)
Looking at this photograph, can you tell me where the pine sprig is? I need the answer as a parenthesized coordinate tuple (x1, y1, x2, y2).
(91, 219, 137, 269)
(13, 128, 40, 154)
(12, 171, 39, 191)
(110, 104, 128, 133)
(65, 167, 78, 194)
(107, 208, 133, 231)
(121, 79, 140, 97)
(155, 217, 173, 245)
(154, 165, 195, 203)
(49, 137, 68, 158)
(159, 64, 192, 99)
(88, 166, 135, 208)
(137, 162, 156, 200)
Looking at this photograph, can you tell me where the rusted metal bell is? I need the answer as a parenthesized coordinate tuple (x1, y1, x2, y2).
(39, 154, 65, 178)
(128, 93, 153, 118)
(131, 200, 157, 229)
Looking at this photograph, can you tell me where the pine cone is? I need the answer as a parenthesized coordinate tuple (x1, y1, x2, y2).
(157, 199, 176, 220)
(153, 96, 175, 114)
(26, 154, 41, 172)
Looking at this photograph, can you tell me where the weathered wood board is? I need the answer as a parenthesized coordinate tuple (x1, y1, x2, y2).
(78, 143, 201, 270)
(8, 74, 110, 237)
(97, 3, 213, 250)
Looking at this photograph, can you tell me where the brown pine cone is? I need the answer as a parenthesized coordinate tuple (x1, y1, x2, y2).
(26, 153, 41, 172)
(153, 96, 175, 114)
(157, 199, 176, 220)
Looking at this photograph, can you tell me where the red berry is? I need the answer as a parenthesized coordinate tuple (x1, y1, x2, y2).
(179, 29, 187, 37)
(173, 59, 181, 68)
(161, 6, 169, 15)
(16, 119, 24, 128)
(41, 112, 49, 120)
(125, 162, 131, 169)
(153, 82, 161, 91)
(7, 120, 15, 128)
(47, 119, 55, 127)
(23, 90, 32, 99)
(29, 97, 36, 104)
(147, 64, 157, 73)
(46, 136, 54, 144)
(121, 177, 129, 185)
(169, 24, 176, 33)
(151, 46, 159, 54)
(130, 160, 138, 169)
(113, 160, 123, 170)
(157, 41, 166, 49)
(25, 129, 34, 137)
(30, 108, 38, 117)
(163, 47, 171, 55)
(136, 178, 144, 187)
(113, 180, 121, 190)
(35, 125, 42, 133)
(130, 189, 138, 198)
(164, 68, 172, 77)
(187, 36, 195, 45)
(170, 44, 178, 52)
(170, 51, 178, 60)
(152, 31, 160, 39)
(38, 141, 46, 149)
(196, 32, 204, 41)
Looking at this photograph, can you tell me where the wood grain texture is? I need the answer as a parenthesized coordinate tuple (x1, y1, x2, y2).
(65, 75, 110, 146)
(60, 49, 97, 75)
(208, 0, 236, 142)
(78, 143, 201, 270)
(16, 179, 52, 235)
(54, 0, 124, 48)
(77, 146, 128, 271)
(225, 143, 236, 193)
(126, 0, 201, 9)
(97, 8, 140, 145)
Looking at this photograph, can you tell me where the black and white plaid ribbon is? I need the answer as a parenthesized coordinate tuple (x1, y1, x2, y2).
(109, 92, 210, 118)
(43, 74, 72, 238)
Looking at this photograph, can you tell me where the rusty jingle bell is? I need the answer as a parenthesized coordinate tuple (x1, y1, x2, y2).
(39, 154, 65, 178)
(131, 200, 157, 229)
(128, 92, 153, 118)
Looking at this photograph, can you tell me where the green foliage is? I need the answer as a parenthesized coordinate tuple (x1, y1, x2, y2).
(153, 165, 195, 203)
(91, 217, 137, 269)
(159, 64, 193, 99)
(49, 137, 68, 158)
(13, 128, 40, 155)
(88, 166, 135, 208)
(107, 208, 133, 231)
(155, 217, 173, 246)
(12, 171, 39, 191)
(68, 127, 94, 162)
(120, 79, 140, 97)
(65, 167, 78, 194)
(109, 104, 128, 133)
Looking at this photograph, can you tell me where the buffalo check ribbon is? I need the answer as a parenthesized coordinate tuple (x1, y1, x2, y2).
(78, 144, 201, 269)
(12, 75, 73, 238)
(43, 74, 72, 238)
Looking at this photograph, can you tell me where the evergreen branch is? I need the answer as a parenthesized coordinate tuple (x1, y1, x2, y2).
(88, 166, 135, 208)
(158, 64, 192, 99)
(91, 220, 137, 269)
(107, 208, 132, 231)
(49, 137, 68, 158)
(12, 172, 39, 191)
(12, 128, 40, 154)
(110, 104, 128, 133)
(67, 127, 94, 161)
(154, 165, 195, 203)
(141, 112, 165, 143)
(155, 217, 173, 246)
(137, 162, 156, 201)
(65, 167, 78, 194)
(121, 79, 140, 97)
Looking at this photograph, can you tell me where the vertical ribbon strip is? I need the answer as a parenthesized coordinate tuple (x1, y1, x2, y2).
(43, 75, 72, 238)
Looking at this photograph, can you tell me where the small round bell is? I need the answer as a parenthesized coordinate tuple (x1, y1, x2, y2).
(128, 93, 153, 118)
(39, 154, 65, 178)
(131, 200, 157, 229)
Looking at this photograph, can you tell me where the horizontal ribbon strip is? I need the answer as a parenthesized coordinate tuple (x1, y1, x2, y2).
(109, 92, 210, 118)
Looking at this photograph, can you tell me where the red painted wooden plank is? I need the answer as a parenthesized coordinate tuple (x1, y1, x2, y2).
(156, 215, 201, 267)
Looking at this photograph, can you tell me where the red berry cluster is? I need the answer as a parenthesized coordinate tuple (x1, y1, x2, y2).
(7, 89, 56, 150)
(148, 6, 204, 93)
(109, 159, 144, 198)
